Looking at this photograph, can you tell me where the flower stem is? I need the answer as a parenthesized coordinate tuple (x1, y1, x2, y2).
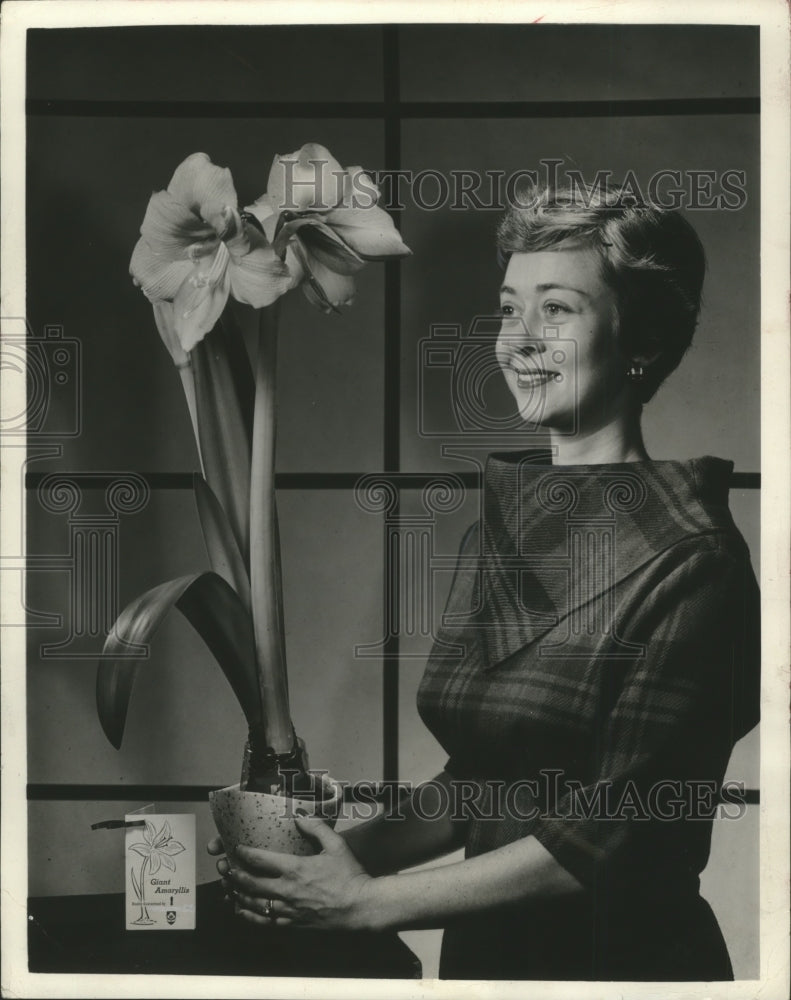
(134, 854, 153, 924)
(192, 331, 252, 568)
(249, 302, 292, 754)
(178, 361, 205, 477)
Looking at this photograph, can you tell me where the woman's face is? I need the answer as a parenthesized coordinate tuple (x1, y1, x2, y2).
(496, 247, 631, 433)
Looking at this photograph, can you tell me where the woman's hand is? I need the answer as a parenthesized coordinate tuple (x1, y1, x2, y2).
(208, 816, 378, 931)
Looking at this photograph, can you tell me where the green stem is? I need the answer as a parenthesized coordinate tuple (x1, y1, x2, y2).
(178, 360, 204, 476)
(192, 332, 252, 568)
(249, 303, 292, 753)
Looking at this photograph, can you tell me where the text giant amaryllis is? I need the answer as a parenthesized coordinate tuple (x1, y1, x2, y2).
(97, 144, 411, 795)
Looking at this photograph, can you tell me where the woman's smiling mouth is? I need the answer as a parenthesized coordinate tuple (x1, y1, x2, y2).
(506, 362, 559, 388)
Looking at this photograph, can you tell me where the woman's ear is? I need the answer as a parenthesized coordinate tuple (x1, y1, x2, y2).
(632, 348, 662, 368)
(630, 335, 663, 369)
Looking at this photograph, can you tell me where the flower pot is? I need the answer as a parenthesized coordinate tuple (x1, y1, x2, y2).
(209, 773, 343, 860)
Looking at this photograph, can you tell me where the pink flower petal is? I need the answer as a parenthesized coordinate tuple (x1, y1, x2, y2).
(173, 257, 231, 351)
(223, 211, 253, 257)
(214, 205, 245, 245)
(244, 193, 278, 239)
(275, 218, 364, 276)
(130, 238, 194, 300)
(140, 191, 216, 259)
(228, 243, 294, 309)
(323, 205, 412, 260)
(267, 143, 346, 213)
(283, 242, 305, 283)
(339, 166, 382, 208)
(167, 152, 239, 233)
(298, 246, 356, 312)
(151, 301, 189, 367)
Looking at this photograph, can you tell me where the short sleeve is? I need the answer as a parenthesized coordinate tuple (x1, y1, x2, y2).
(530, 539, 760, 893)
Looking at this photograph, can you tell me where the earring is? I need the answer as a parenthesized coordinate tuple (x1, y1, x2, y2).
(627, 362, 644, 382)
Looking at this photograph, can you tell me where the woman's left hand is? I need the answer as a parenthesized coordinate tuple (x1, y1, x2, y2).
(214, 815, 377, 931)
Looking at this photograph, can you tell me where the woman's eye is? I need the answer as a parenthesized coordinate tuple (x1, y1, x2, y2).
(543, 302, 569, 318)
(499, 304, 515, 317)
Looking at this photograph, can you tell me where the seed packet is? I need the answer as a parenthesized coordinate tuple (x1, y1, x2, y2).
(124, 814, 195, 930)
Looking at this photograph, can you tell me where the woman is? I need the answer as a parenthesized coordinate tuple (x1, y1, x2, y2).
(209, 182, 761, 981)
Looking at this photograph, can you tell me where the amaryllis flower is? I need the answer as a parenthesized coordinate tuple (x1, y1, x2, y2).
(130, 153, 293, 351)
(245, 143, 411, 313)
(128, 819, 186, 876)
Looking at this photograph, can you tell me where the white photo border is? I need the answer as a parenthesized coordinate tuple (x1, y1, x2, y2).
(2, 2, 788, 998)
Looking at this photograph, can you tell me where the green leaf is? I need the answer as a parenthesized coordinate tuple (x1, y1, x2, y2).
(97, 572, 261, 749)
(193, 473, 251, 613)
(192, 325, 251, 565)
(217, 309, 255, 437)
(249, 304, 293, 753)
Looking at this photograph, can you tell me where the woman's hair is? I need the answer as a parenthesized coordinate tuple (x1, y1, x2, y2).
(496, 181, 706, 403)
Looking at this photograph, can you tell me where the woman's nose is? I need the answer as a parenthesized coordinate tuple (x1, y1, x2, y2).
(516, 339, 547, 356)
(499, 316, 547, 353)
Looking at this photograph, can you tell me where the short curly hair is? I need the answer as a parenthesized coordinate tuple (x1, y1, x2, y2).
(496, 181, 706, 403)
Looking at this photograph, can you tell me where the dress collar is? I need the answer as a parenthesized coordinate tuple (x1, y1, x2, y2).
(465, 452, 735, 670)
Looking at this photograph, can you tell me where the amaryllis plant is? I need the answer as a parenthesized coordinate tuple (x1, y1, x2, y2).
(98, 144, 410, 795)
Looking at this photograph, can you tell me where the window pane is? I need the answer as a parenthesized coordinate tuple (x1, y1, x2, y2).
(27, 489, 383, 786)
(700, 804, 759, 978)
(28, 25, 383, 103)
(27, 115, 386, 472)
(400, 24, 758, 103)
(399, 114, 759, 471)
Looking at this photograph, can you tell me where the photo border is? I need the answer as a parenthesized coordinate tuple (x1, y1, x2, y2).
(2, 2, 788, 998)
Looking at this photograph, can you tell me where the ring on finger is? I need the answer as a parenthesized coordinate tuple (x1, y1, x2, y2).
(262, 898, 275, 919)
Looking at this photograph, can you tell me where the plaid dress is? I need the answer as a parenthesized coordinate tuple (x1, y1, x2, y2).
(416, 452, 760, 980)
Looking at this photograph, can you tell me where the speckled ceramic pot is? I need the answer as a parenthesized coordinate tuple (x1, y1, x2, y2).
(209, 775, 343, 859)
